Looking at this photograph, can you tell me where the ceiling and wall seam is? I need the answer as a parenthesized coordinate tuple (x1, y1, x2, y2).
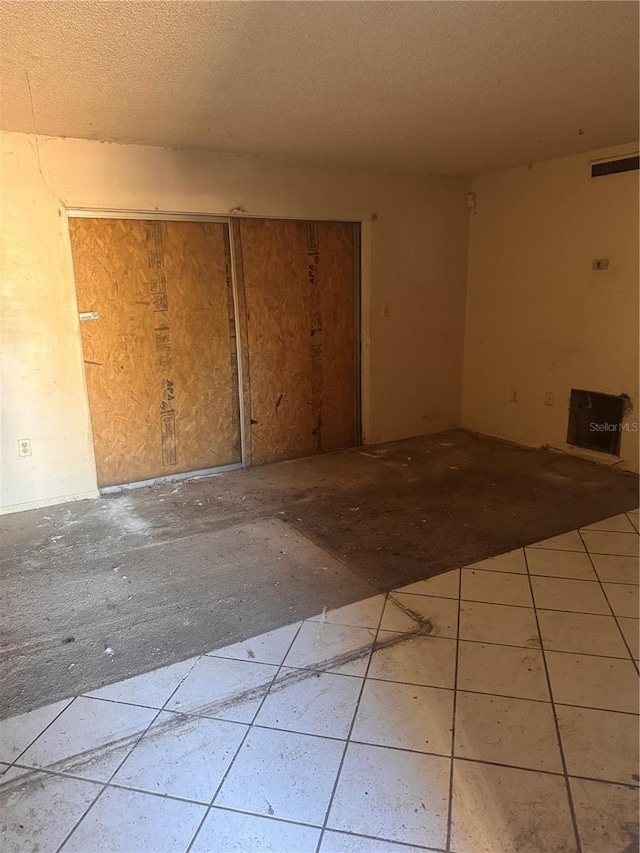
(1, 1, 638, 176)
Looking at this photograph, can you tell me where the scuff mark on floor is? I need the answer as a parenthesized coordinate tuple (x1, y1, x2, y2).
(0, 594, 437, 795)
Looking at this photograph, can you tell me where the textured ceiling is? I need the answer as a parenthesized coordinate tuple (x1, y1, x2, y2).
(1, 1, 638, 175)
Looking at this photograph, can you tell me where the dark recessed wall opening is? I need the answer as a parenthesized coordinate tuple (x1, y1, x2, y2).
(567, 389, 625, 455)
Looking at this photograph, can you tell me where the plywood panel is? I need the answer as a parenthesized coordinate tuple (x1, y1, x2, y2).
(236, 218, 358, 465)
(69, 218, 240, 486)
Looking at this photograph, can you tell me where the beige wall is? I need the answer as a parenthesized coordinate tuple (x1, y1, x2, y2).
(0, 131, 470, 513)
(462, 143, 640, 472)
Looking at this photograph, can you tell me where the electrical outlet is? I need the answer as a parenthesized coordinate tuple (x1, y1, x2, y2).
(545, 392, 554, 407)
(18, 438, 32, 457)
(382, 302, 391, 318)
(511, 389, 519, 403)
(592, 259, 609, 271)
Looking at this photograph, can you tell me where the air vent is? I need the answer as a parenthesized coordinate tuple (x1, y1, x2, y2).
(567, 389, 625, 455)
(591, 156, 639, 178)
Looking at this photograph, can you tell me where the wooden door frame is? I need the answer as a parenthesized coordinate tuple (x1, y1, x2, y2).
(65, 207, 367, 493)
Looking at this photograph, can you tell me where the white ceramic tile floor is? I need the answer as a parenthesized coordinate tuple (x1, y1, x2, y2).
(165, 656, 279, 722)
(603, 582, 639, 619)
(528, 530, 586, 552)
(524, 548, 597, 581)
(1, 511, 638, 852)
(453, 691, 563, 773)
(530, 575, 611, 614)
(205, 622, 303, 666)
(468, 548, 528, 574)
(450, 760, 576, 853)
(569, 777, 640, 853)
(0, 700, 73, 764)
(582, 513, 637, 534)
(458, 600, 541, 647)
(328, 742, 450, 848)
(367, 632, 457, 688)
(351, 679, 454, 755)
(17, 697, 158, 782)
(460, 568, 533, 607)
(619, 616, 640, 660)
(254, 669, 362, 739)
(455, 641, 550, 701)
(111, 713, 248, 802)
(85, 657, 199, 708)
(590, 553, 640, 585)
(282, 622, 376, 677)
(536, 609, 631, 658)
(581, 530, 640, 558)
(379, 593, 459, 637)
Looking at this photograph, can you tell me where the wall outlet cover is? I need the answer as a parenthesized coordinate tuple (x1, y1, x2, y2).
(18, 438, 32, 457)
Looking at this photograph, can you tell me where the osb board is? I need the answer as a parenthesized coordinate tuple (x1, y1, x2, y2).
(69, 218, 241, 487)
(236, 218, 358, 465)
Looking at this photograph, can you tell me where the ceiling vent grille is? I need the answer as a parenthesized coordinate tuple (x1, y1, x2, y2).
(591, 155, 639, 178)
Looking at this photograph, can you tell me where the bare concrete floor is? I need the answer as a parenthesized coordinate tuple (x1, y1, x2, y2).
(1, 429, 637, 719)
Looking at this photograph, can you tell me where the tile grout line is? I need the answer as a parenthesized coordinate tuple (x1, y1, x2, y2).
(4, 619, 636, 779)
(184, 620, 307, 853)
(522, 548, 583, 853)
(7, 687, 638, 812)
(313, 593, 389, 853)
(527, 544, 638, 556)
(626, 512, 640, 534)
(398, 561, 639, 588)
(464, 599, 637, 617)
(193, 801, 324, 832)
(444, 552, 463, 852)
(576, 528, 640, 675)
(319, 825, 443, 852)
(12, 658, 637, 793)
(5, 696, 109, 853)
(316, 623, 638, 663)
(4, 582, 637, 851)
(6, 695, 77, 769)
(381, 632, 637, 663)
(205, 647, 370, 669)
(5, 515, 637, 851)
(53, 776, 106, 852)
(208, 803, 444, 851)
(5, 617, 636, 737)
(392, 592, 639, 617)
(460, 562, 639, 585)
(50, 718, 157, 851)
(53, 653, 206, 853)
(7, 741, 638, 813)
